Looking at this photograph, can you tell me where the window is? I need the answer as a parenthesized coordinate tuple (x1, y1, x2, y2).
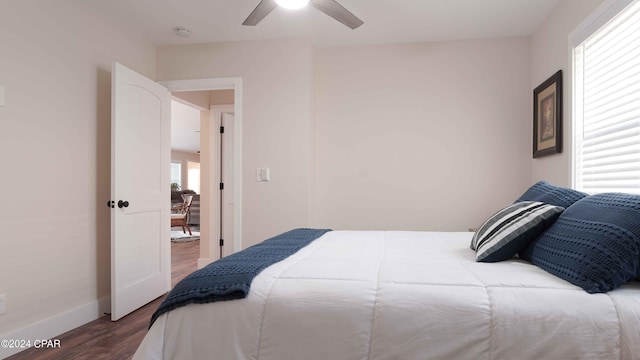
(171, 162, 182, 189)
(187, 161, 200, 194)
(572, 0, 640, 193)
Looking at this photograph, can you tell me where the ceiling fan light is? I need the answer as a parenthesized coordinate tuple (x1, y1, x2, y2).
(275, 0, 309, 10)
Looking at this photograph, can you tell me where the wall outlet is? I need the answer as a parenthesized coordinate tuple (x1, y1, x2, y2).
(0, 293, 6, 315)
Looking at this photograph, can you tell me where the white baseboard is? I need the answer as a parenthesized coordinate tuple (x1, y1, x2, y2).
(197, 257, 213, 269)
(0, 297, 110, 359)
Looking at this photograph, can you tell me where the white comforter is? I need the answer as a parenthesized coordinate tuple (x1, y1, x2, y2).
(134, 231, 640, 360)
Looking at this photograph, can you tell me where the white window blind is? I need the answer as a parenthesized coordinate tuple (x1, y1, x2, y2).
(573, 0, 640, 193)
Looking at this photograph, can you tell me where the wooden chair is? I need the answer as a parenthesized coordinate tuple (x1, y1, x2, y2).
(171, 195, 194, 235)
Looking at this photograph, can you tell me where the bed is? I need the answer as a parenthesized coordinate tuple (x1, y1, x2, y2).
(134, 183, 640, 360)
(134, 228, 640, 360)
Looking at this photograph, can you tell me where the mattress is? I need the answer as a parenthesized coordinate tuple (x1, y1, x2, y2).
(134, 231, 640, 360)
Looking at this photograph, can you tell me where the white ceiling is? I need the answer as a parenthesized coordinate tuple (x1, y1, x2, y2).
(72, 0, 561, 48)
(81, 0, 560, 153)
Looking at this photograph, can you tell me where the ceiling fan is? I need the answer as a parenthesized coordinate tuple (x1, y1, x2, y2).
(242, 0, 364, 29)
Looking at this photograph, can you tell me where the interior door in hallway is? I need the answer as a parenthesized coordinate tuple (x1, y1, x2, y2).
(220, 112, 234, 258)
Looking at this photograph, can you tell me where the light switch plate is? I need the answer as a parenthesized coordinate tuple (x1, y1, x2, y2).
(256, 168, 270, 182)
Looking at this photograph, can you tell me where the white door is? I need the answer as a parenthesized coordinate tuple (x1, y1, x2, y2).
(221, 113, 235, 258)
(110, 62, 171, 321)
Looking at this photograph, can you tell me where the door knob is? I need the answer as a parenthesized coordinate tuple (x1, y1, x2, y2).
(107, 200, 115, 208)
(118, 200, 129, 208)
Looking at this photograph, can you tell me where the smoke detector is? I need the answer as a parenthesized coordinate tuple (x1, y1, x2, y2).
(174, 27, 191, 38)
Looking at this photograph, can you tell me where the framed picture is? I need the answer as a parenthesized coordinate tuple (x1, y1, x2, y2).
(533, 70, 562, 158)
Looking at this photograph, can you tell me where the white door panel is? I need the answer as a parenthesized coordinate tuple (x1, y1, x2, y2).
(111, 62, 171, 321)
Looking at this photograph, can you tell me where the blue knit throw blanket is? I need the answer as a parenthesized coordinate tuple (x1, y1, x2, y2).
(150, 228, 331, 327)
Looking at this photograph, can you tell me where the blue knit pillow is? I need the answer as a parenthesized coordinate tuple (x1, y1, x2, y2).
(520, 193, 640, 293)
(472, 202, 564, 262)
(516, 181, 587, 209)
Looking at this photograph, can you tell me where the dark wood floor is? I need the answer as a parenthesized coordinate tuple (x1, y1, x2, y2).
(7, 240, 200, 360)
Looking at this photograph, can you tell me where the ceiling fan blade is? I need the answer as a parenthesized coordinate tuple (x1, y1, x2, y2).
(310, 0, 363, 29)
(242, 0, 278, 26)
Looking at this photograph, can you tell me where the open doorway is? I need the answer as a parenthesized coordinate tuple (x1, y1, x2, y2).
(170, 99, 202, 253)
(167, 85, 241, 273)
(161, 77, 243, 269)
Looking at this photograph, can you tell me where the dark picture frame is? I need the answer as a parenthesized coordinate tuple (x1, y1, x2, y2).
(533, 70, 562, 158)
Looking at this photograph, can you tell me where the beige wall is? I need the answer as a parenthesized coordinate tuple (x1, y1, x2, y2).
(157, 39, 315, 248)
(529, 0, 604, 186)
(0, 0, 156, 351)
(159, 36, 534, 235)
(210, 89, 235, 105)
(173, 91, 210, 110)
(314, 38, 532, 231)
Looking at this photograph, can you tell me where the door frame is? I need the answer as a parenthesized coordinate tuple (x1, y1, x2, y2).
(161, 77, 243, 267)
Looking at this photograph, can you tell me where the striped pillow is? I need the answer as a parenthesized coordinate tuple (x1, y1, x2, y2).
(471, 202, 564, 262)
